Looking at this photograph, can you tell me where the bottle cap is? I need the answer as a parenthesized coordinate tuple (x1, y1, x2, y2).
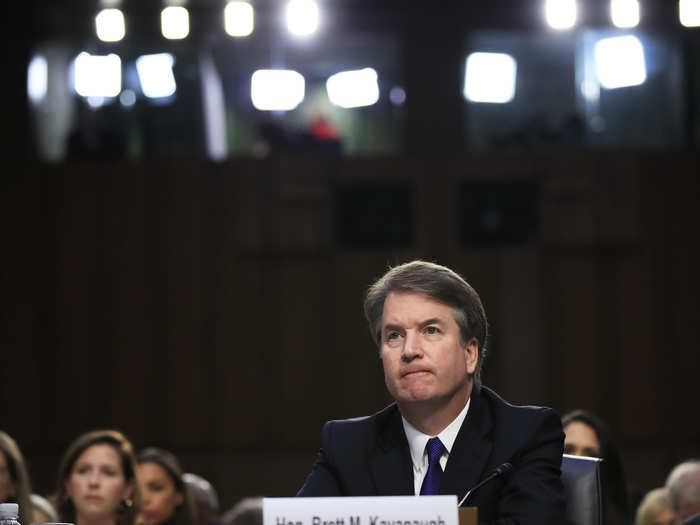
(0, 503, 19, 520)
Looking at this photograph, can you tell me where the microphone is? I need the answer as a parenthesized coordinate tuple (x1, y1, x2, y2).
(457, 462, 513, 507)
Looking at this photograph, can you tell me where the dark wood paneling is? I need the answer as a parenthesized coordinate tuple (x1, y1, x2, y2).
(2, 153, 699, 511)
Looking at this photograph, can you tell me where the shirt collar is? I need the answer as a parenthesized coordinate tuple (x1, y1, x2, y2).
(401, 397, 471, 470)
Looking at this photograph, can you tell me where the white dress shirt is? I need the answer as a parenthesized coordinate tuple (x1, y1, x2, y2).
(401, 398, 471, 495)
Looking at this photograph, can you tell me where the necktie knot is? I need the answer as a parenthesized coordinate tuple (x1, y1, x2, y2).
(426, 437, 445, 465)
(420, 437, 445, 495)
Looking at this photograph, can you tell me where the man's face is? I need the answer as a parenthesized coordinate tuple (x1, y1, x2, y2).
(380, 291, 477, 409)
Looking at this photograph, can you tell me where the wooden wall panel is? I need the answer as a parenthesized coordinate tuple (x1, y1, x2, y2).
(2, 152, 699, 509)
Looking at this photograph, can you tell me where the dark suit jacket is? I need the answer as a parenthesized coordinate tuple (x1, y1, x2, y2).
(297, 386, 566, 525)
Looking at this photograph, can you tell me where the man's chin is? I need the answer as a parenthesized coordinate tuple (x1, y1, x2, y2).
(397, 388, 438, 404)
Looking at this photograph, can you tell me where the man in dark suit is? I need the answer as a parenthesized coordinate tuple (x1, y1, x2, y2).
(298, 261, 565, 525)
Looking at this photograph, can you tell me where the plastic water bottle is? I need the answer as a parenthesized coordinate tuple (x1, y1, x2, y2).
(0, 504, 21, 525)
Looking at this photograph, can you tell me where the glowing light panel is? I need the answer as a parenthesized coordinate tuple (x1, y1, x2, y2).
(594, 35, 646, 89)
(611, 0, 640, 28)
(326, 68, 379, 108)
(95, 8, 125, 42)
(251, 69, 305, 111)
(73, 52, 122, 97)
(27, 54, 48, 104)
(225, 1, 254, 37)
(680, 0, 700, 27)
(286, 0, 319, 36)
(464, 52, 517, 104)
(545, 0, 577, 29)
(136, 53, 176, 98)
(161, 6, 190, 40)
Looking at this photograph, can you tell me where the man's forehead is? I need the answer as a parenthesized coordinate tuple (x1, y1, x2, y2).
(381, 291, 454, 321)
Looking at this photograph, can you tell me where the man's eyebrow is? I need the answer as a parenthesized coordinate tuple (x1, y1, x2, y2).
(419, 317, 444, 328)
(382, 318, 445, 332)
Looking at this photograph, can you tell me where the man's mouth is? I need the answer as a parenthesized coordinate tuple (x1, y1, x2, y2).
(401, 369, 431, 378)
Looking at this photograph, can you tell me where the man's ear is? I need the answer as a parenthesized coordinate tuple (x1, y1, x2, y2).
(464, 338, 479, 374)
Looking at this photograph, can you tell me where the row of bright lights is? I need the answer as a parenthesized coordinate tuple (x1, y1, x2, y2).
(96, 0, 318, 42)
(28, 35, 647, 109)
(64, 52, 380, 109)
(94, 0, 700, 43)
(546, 0, 700, 29)
(465, 35, 646, 103)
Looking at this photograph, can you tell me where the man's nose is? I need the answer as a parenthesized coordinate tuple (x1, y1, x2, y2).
(402, 331, 423, 361)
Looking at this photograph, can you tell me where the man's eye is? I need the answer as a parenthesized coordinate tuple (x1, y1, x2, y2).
(425, 326, 439, 335)
(386, 332, 400, 341)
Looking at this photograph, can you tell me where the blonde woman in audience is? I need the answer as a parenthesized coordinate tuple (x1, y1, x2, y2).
(636, 487, 674, 525)
(1, 431, 58, 524)
(0, 431, 34, 525)
(54, 430, 141, 525)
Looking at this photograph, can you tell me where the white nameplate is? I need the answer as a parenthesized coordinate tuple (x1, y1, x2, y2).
(263, 496, 458, 525)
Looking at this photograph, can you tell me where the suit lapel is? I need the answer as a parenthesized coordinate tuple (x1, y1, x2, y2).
(368, 404, 414, 495)
(440, 391, 494, 501)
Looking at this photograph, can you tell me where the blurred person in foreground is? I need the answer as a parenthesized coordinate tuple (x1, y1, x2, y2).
(1, 430, 58, 523)
(54, 430, 141, 525)
(562, 409, 631, 525)
(182, 473, 219, 525)
(665, 460, 700, 525)
(635, 487, 674, 525)
(298, 260, 565, 525)
(219, 498, 261, 525)
(136, 448, 199, 525)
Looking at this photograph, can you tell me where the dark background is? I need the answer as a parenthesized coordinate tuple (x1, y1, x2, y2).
(2, 0, 700, 517)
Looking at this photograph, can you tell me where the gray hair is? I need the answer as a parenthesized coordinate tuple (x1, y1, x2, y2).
(665, 459, 700, 521)
(363, 260, 489, 391)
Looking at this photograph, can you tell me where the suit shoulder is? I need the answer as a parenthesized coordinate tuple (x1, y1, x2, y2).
(319, 403, 401, 465)
(479, 386, 562, 430)
(323, 403, 399, 440)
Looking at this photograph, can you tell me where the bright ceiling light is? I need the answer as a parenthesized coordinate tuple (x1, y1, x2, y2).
(594, 35, 646, 89)
(326, 68, 379, 109)
(680, 0, 700, 27)
(611, 0, 640, 28)
(95, 8, 125, 42)
(545, 0, 577, 30)
(27, 54, 48, 104)
(225, 1, 254, 37)
(161, 6, 189, 39)
(251, 69, 305, 111)
(73, 52, 122, 97)
(136, 53, 177, 98)
(463, 52, 517, 104)
(286, 0, 319, 36)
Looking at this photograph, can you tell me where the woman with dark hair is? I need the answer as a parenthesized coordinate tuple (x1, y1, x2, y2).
(54, 430, 141, 525)
(136, 448, 199, 525)
(562, 410, 631, 525)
